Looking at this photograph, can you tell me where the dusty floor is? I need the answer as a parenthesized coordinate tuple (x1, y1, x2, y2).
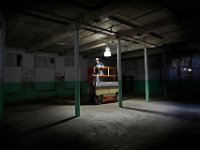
(1, 97, 200, 150)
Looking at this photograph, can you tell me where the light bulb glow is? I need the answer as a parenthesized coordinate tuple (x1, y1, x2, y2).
(104, 49, 111, 57)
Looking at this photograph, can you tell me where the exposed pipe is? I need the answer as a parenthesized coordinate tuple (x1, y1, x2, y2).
(12, 8, 158, 47)
(72, 7, 163, 45)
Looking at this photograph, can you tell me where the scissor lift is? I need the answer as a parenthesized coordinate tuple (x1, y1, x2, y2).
(87, 66, 118, 105)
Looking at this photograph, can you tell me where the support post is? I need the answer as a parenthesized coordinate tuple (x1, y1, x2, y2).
(117, 39, 122, 107)
(162, 52, 167, 99)
(74, 30, 80, 117)
(0, 13, 5, 126)
(144, 48, 150, 102)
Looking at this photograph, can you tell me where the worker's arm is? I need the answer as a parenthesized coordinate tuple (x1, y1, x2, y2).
(93, 67, 96, 75)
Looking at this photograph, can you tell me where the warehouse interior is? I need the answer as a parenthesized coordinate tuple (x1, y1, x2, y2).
(0, 0, 200, 149)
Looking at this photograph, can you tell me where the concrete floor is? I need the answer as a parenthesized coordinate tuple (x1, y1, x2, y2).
(1, 97, 200, 150)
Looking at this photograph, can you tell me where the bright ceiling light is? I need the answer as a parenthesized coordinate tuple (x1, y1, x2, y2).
(104, 46, 111, 57)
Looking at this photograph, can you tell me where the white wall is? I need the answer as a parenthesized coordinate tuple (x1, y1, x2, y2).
(22, 53, 34, 82)
(122, 56, 161, 80)
(5, 48, 89, 83)
(4, 48, 24, 83)
(80, 58, 88, 81)
(5, 67, 21, 82)
(65, 56, 88, 81)
(65, 67, 74, 81)
(35, 68, 55, 82)
(34, 52, 56, 82)
(55, 56, 65, 77)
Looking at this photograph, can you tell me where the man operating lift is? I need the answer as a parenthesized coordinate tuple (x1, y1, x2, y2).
(93, 58, 104, 85)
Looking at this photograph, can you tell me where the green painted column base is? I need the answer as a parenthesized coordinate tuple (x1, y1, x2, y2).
(75, 81, 80, 117)
(0, 82, 4, 126)
(118, 80, 123, 107)
(145, 80, 150, 102)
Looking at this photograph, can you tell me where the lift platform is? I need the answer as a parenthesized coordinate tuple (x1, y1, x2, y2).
(87, 66, 118, 104)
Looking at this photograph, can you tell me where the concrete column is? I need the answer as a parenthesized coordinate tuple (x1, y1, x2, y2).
(74, 30, 80, 117)
(162, 52, 167, 99)
(117, 39, 122, 107)
(144, 48, 150, 102)
(0, 13, 5, 126)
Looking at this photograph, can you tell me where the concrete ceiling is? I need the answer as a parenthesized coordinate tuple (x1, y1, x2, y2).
(1, 0, 200, 57)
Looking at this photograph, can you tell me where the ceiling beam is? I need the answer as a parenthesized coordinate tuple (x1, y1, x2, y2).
(28, 0, 128, 52)
(149, 32, 164, 39)
(108, 16, 138, 28)
(11, 2, 177, 53)
(86, 31, 200, 58)
(67, 16, 176, 53)
(80, 36, 115, 51)
(65, 35, 116, 53)
(19, 1, 170, 53)
(81, 42, 156, 58)
(118, 16, 177, 37)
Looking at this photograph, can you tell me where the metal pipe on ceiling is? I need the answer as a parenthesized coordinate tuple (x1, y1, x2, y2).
(13, 8, 158, 47)
(1, 3, 161, 52)
(24, 8, 115, 35)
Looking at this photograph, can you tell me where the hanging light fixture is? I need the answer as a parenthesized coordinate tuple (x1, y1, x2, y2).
(104, 45, 111, 57)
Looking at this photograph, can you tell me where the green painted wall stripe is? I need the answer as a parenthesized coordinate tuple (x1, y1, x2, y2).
(4, 82, 21, 93)
(35, 82, 55, 90)
(123, 79, 200, 98)
(145, 80, 150, 102)
(3, 79, 200, 104)
(118, 80, 123, 107)
(124, 80, 162, 95)
(3, 81, 89, 103)
(75, 81, 80, 117)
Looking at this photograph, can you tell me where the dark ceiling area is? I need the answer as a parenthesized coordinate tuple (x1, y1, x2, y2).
(0, 0, 200, 56)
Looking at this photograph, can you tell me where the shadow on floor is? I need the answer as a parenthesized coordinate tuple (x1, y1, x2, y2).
(122, 106, 200, 122)
(5, 97, 91, 113)
(2, 116, 76, 141)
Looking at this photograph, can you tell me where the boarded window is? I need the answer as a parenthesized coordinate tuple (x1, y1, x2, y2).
(35, 56, 44, 68)
(170, 56, 192, 78)
(6, 53, 22, 66)
(45, 57, 55, 68)
(35, 56, 55, 68)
